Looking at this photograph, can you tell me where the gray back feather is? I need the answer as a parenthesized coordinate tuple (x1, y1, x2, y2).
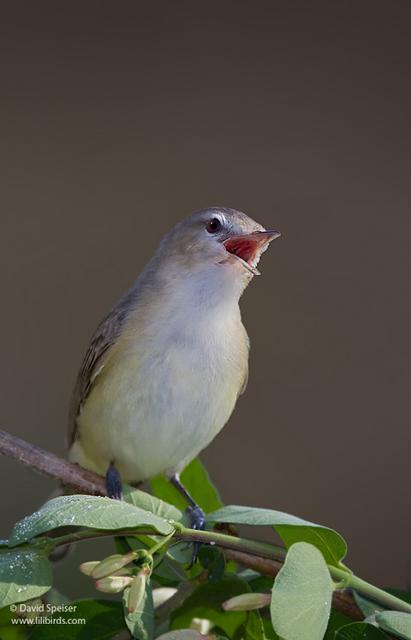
(67, 289, 136, 446)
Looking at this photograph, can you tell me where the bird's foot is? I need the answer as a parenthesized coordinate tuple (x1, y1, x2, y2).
(105, 463, 123, 500)
(187, 504, 206, 531)
(168, 473, 206, 566)
(187, 504, 206, 567)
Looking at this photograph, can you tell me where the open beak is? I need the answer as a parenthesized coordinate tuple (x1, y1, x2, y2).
(223, 230, 281, 275)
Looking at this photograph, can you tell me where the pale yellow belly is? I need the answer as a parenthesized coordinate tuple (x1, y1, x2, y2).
(69, 338, 246, 483)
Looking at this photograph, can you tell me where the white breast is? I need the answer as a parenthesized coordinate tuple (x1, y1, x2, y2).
(70, 268, 249, 483)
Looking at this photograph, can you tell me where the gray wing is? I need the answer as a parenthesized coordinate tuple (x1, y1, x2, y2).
(67, 292, 135, 447)
(239, 365, 249, 396)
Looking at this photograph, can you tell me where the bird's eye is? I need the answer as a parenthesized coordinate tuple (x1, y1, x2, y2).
(206, 218, 222, 234)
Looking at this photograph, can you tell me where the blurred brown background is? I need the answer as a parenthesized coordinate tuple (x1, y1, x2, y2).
(0, 1, 410, 596)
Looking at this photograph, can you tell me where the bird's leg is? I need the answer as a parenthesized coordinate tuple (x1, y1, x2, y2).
(170, 473, 205, 565)
(169, 473, 206, 528)
(105, 462, 123, 500)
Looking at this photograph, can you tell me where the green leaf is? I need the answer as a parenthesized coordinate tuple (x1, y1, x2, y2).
(152, 554, 187, 586)
(123, 536, 187, 586)
(0, 603, 30, 640)
(123, 578, 154, 640)
(353, 590, 411, 621)
(163, 542, 193, 568)
(198, 545, 226, 582)
(150, 458, 223, 513)
(335, 622, 389, 639)
(324, 610, 352, 639)
(270, 542, 334, 640)
(208, 505, 347, 567)
(9, 495, 174, 546)
(156, 632, 205, 640)
(0, 624, 28, 640)
(123, 485, 182, 521)
(262, 617, 280, 640)
(239, 571, 273, 593)
(0, 546, 52, 607)
(44, 588, 70, 605)
(120, 488, 184, 585)
(29, 599, 125, 640)
(243, 609, 275, 640)
(353, 592, 384, 618)
(171, 575, 250, 636)
(376, 611, 411, 640)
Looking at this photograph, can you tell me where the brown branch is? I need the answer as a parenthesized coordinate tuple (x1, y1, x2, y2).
(0, 429, 107, 495)
(0, 428, 363, 621)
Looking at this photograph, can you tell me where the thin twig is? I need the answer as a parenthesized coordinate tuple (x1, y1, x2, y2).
(0, 428, 364, 620)
(0, 429, 107, 495)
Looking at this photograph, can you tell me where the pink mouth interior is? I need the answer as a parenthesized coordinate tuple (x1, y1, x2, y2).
(224, 237, 259, 265)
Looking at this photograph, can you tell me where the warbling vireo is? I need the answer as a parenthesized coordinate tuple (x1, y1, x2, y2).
(68, 207, 280, 529)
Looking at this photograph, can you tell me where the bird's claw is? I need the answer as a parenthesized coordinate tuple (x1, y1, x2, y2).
(187, 504, 206, 530)
(187, 504, 206, 567)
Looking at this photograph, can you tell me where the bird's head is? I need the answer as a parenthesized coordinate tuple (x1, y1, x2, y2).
(157, 207, 280, 291)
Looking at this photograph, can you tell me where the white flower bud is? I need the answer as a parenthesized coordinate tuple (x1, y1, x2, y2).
(95, 575, 134, 593)
(91, 552, 136, 579)
(153, 587, 178, 608)
(190, 617, 213, 634)
(222, 592, 271, 611)
(127, 572, 147, 613)
(79, 561, 100, 576)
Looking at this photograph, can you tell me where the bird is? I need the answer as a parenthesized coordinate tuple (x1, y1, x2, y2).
(67, 207, 280, 531)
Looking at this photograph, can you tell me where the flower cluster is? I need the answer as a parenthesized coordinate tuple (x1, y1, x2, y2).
(80, 549, 153, 613)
